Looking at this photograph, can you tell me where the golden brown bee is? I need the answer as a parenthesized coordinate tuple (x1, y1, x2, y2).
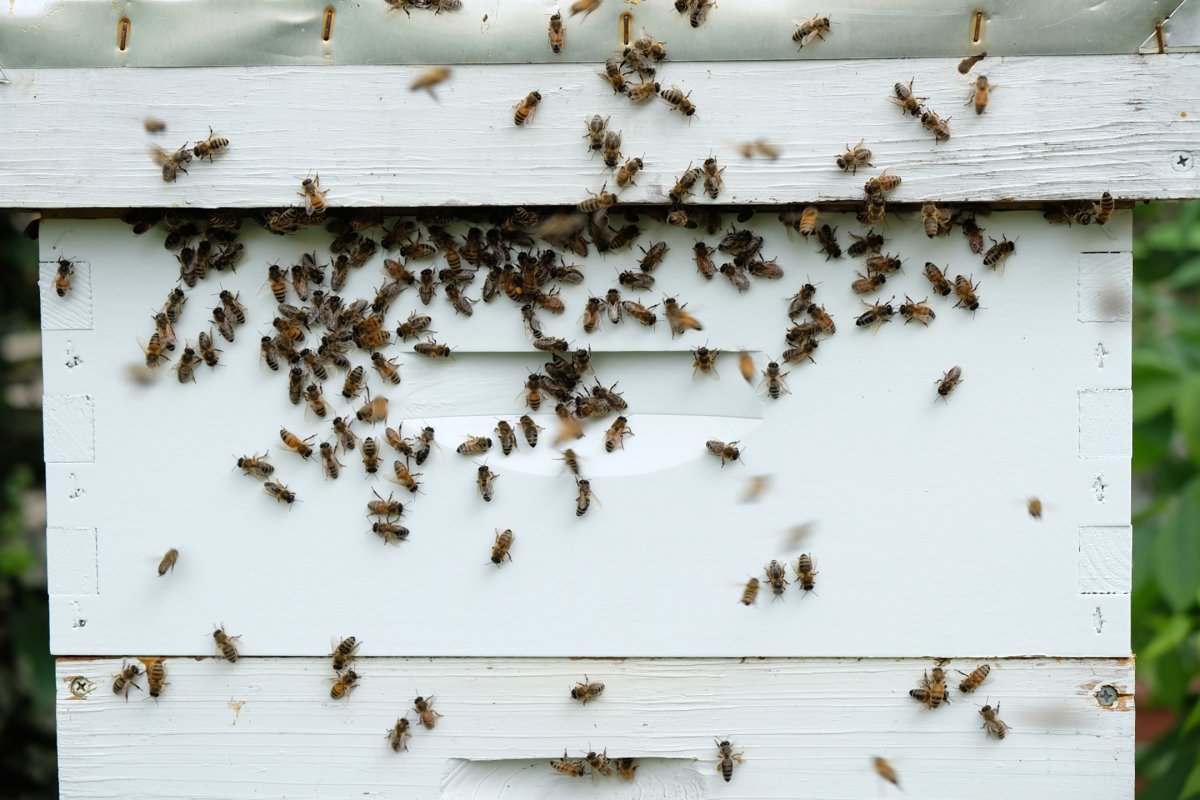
(662, 296, 702, 337)
(575, 477, 596, 516)
(836, 139, 872, 174)
(476, 464, 498, 502)
(960, 215, 986, 253)
(368, 489, 404, 518)
(356, 395, 390, 426)
(982, 235, 1015, 270)
(958, 51, 987, 74)
(151, 143, 192, 182)
(660, 84, 696, 116)
(899, 295, 936, 326)
(53, 256, 74, 297)
(692, 345, 720, 377)
(193, 127, 230, 162)
(333, 416, 358, 454)
(318, 441, 343, 479)
(579, 296, 604, 334)
(513, 90, 542, 126)
(794, 205, 818, 238)
(958, 663, 991, 693)
(571, 675, 604, 704)
(922, 203, 953, 237)
(547, 10, 564, 52)
(372, 521, 409, 544)
(666, 206, 690, 227)
(601, 128, 623, 169)
(706, 439, 742, 467)
(864, 168, 901, 197)
(601, 288, 622, 324)
(330, 669, 359, 701)
(341, 366, 367, 400)
(520, 374, 544, 411)
(583, 748, 613, 777)
(386, 456, 420, 491)
(851, 271, 886, 295)
(1028, 497, 1043, 518)
(731, 351, 754, 385)
(157, 547, 179, 576)
(741, 576, 761, 606)
(569, 0, 601, 16)
(113, 661, 142, 698)
(457, 436, 492, 456)
(805, 303, 835, 335)
(613, 157, 645, 191)
(910, 666, 950, 709)
(264, 481, 297, 505)
(490, 528, 514, 566)
(980, 703, 1009, 739)
(601, 54, 629, 94)
(259, 337, 281, 371)
(937, 365, 963, 400)
(968, 75, 991, 114)
(410, 66, 451, 95)
(483, 421, 516, 458)
(213, 627, 240, 662)
(1097, 191, 1114, 225)
(146, 657, 167, 698)
(627, 80, 660, 104)
(237, 453, 274, 479)
(280, 427, 315, 460)
(715, 738, 745, 782)
(301, 383, 326, 418)
(604, 416, 634, 452)
(794, 553, 817, 594)
(143, 117, 168, 133)
(793, 14, 831, 48)
(387, 717, 411, 752)
(578, 183, 617, 214)
(890, 78, 925, 116)
(921, 109, 952, 142)
(558, 448, 582, 476)
(703, 156, 725, 199)
(617, 757, 637, 780)
(953, 274, 981, 311)
(412, 695, 442, 729)
(636, 242, 668, 275)
(669, 166, 702, 203)
(267, 264, 288, 303)
(873, 757, 901, 788)
(518, 415, 543, 448)
(921, 261, 953, 297)
(760, 360, 790, 399)
(300, 174, 328, 215)
(331, 636, 360, 672)
(551, 751, 588, 777)
(369, 352, 400, 386)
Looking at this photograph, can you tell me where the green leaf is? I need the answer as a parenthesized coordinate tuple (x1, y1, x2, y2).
(1153, 492, 1200, 613)
(1134, 352, 1184, 422)
(1168, 256, 1200, 288)
(1143, 614, 1193, 663)
(1176, 375, 1200, 462)
(1182, 759, 1200, 799)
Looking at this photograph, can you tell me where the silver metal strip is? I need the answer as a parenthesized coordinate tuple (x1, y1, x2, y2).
(0, 0, 1180, 67)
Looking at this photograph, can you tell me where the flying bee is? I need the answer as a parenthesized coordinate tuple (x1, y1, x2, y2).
(585, 749, 613, 777)
(836, 139, 872, 174)
(851, 271, 887, 294)
(715, 739, 745, 782)
(157, 547, 179, 576)
(702, 156, 725, 199)
(513, 90, 542, 126)
(706, 439, 742, 467)
(937, 365, 963, 400)
(577, 183, 617, 213)
(761, 360, 790, 399)
(619, 270, 655, 291)
(617, 757, 637, 781)
(890, 78, 925, 116)
(848, 229, 884, 258)
(794, 553, 817, 594)
(490, 528, 514, 566)
(604, 416, 634, 452)
(982, 235, 1015, 270)
(356, 395, 389, 426)
(552, 751, 588, 777)
(342, 365, 367, 399)
(331, 636, 360, 672)
(922, 203, 953, 237)
(213, 627, 240, 662)
(694, 242, 716, 279)
(601, 54, 629, 94)
(692, 345, 720, 377)
(615, 156, 644, 189)
(305, 383, 329, 418)
(792, 14, 831, 48)
(737, 350, 756, 384)
(627, 80, 660, 103)
(571, 675, 605, 704)
(367, 488, 404, 519)
(237, 453, 274, 480)
(1097, 190, 1114, 224)
(457, 436, 492, 456)
(980, 703, 1009, 739)
(1028, 497, 1043, 518)
(575, 477, 596, 516)
(333, 416, 358, 453)
(718, 262, 751, 292)
(476, 464, 498, 502)
(113, 661, 143, 698)
(192, 127, 230, 161)
(958, 664, 991, 694)
(330, 669, 359, 701)
(318, 441, 343, 479)
(558, 448, 583, 476)
(660, 84, 696, 116)
(151, 143, 192, 182)
(372, 520, 408, 544)
(953, 275, 981, 311)
(874, 757, 901, 789)
(910, 666, 950, 709)
(921, 109, 952, 142)
(547, 10, 564, 51)
(923, 261, 953, 297)
(662, 296, 702, 337)
(299, 173, 328, 215)
(899, 295, 936, 325)
(961, 215, 986, 253)
(958, 51, 987, 73)
(601, 129, 623, 169)
(146, 657, 167, 698)
(174, 346, 201, 383)
(816, 224, 841, 260)
(280, 428, 315, 459)
(968, 75, 991, 114)
(741, 577, 760, 606)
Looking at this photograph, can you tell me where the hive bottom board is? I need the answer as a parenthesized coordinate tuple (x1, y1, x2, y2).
(58, 656, 1132, 799)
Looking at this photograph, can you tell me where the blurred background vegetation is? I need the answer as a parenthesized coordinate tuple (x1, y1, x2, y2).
(0, 204, 1196, 797)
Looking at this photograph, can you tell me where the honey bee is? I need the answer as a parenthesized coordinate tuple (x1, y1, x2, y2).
(151, 143, 192, 182)
(513, 90, 542, 126)
(548, 10, 564, 52)
(296, 174, 328, 216)
(873, 757, 901, 789)
(368, 489, 405, 518)
(760, 360, 790, 399)
(331, 636, 360, 672)
(816, 224, 841, 260)
(1028, 497, 1043, 518)
(174, 346, 201, 383)
(732, 351, 754, 384)
(213, 626, 240, 662)
(890, 78, 925, 116)
(662, 296, 702, 337)
(836, 139, 872, 174)
(808, 303, 836, 334)
(783, 284, 815, 320)
(533, 335, 569, 353)
(968, 75, 991, 114)
(601, 54, 628, 95)
(280, 428, 315, 460)
(1097, 191, 1114, 224)
(410, 66, 451, 96)
(330, 669, 359, 701)
(52, 256, 75, 297)
(367, 353, 401, 386)
(372, 521, 409, 544)
(569, 0, 601, 17)
(395, 311, 432, 342)
(703, 156, 725, 199)
(143, 117, 167, 133)
(600, 129, 623, 169)
(922, 203, 952, 237)
(556, 448, 582, 476)
(688, 242, 716, 280)
(301, 383, 326, 418)
(157, 547, 179, 576)
(691, 345, 719, 377)
(618, 270, 655, 291)
(910, 666, 950, 709)
(782, 338, 819, 364)
(958, 51, 987, 74)
(604, 288, 623, 324)
(319, 441, 343, 479)
(490, 528, 514, 566)
(847, 229, 884, 258)
(113, 661, 142, 698)
(855, 298, 895, 329)
(604, 416, 634, 452)
(552, 751, 588, 777)
(864, 168, 901, 197)
(571, 675, 604, 704)
(791, 205, 818, 238)
(267, 263, 288, 303)
(413, 695, 442, 729)
(920, 261, 952, 297)
(333, 416, 358, 453)
(387, 717, 411, 752)
(741, 576, 761, 606)
(627, 80, 660, 104)
(212, 307, 235, 343)
(982, 235, 1015, 270)
(794, 553, 817, 594)
(936, 365, 963, 400)
(706, 439, 742, 467)
(851, 271, 886, 294)
(958, 663, 991, 693)
(150, 313, 177, 354)
(899, 295, 936, 325)
(582, 115, 610, 154)
(582, 749, 613, 777)
(980, 703, 1008, 739)
(163, 286, 187, 322)
(718, 262, 751, 292)
(762, 559, 789, 598)
(513, 415, 542, 449)
(237, 453, 274, 479)
(792, 14, 831, 48)
(457, 436, 492, 456)
(578, 183, 617, 213)
(192, 127, 230, 162)
(476, 464, 498, 502)
(921, 109, 952, 142)
(146, 657, 167, 698)
(953, 274, 980, 311)
(669, 166, 702, 203)
(660, 84, 696, 116)
(715, 739, 745, 782)
(342, 366, 367, 399)
(959, 215, 986, 253)
(575, 477, 596, 516)
(617, 757, 637, 780)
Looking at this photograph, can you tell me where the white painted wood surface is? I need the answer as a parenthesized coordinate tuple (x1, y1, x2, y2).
(40, 211, 1131, 657)
(2, 55, 1198, 209)
(55, 656, 1134, 800)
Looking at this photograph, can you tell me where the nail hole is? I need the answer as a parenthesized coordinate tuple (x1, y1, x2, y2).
(117, 17, 131, 51)
(322, 7, 335, 42)
(971, 10, 985, 45)
(621, 11, 633, 46)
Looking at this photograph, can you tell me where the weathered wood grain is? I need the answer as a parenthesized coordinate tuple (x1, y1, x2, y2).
(2, 55, 1197, 209)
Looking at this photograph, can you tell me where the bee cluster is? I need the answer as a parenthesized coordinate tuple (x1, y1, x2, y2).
(908, 662, 1009, 740)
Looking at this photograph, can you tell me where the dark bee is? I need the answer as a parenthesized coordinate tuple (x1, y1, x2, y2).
(923, 261, 954, 296)
(961, 215, 986, 254)
(361, 436, 381, 474)
(982, 235, 1015, 270)
(953, 275, 981, 311)
(937, 365, 963, 399)
(718, 262, 751, 292)
(694, 242, 716, 279)
(855, 298, 895, 328)
(816, 225, 841, 260)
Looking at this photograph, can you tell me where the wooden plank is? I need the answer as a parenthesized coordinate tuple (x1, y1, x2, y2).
(55, 656, 1134, 800)
(40, 212, 1132, 657)
(1, 55, 1198, 209)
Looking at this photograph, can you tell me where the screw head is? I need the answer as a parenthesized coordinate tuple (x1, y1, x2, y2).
(1171, 151, 1193, 171)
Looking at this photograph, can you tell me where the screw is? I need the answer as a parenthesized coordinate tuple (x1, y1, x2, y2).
(1172, 151, 1193, 171)
(1095, 684, 1120, 706)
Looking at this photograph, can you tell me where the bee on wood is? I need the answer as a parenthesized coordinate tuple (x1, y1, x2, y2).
(873, 757, 901, 789)
(583, 114, 609, 152)
(703, 156, 725, 199)
(368, 489, 404, 519)
(174, 345, 201, 383)
(489, 420, 517, 456)
(518, 415, 543, 448)
(617, 757, 638, 780)
(706, 439, 742, 467)
(575, 477, 596, 516)
(899, 295, 936, 326)
(836, 139, 872, 174)
(457, 436, 492, 456)
(960, 215, 986, 253)
(599, 128, 623, 169)
(552, 751, 588, 777)
(532, 334, 569, 353)
(662, 296, 702, 337)
(299, 174, 328, 216)
(864, 169, 901, 197)
(855, 298, 895, 329)
(718, 262, 751, 292)
(571, 675, 604, 704)
(413, 695, 441, 729)
(548, 10, 564, 52)
(741, 577, 760, 606)
(715, 739, 745, 782)
(372, 521, 409, 544)
(192, 127, 229, 162)
(330, 669, 359, 701)
(922, 261, 953, 297)
(279, 428, 314, 460)
(143, 117, 168, 134)
(808, 303, 836, 335)
(983, 235, 1015, 270)
(604, 416, 633, 452)
(1028, 497, 1043, 519)
(816, 224, 841, 260)
(389, 456, 421, 492)
(396, 311, 433, 342)
(386, 717, 411, 752)
(692, 345, 720, 377)
(692, 242, 717, 280)
(851, 271, 887, 294)
(953, 275, 981, 311)
(622, 44, 656, 77)
(611, 157, 645, 192)
(792, 14, 831, 48)
(958, 51, 987, 73)
(341, 366, 366, 400)
(666, 206, 690, 228)
(513, 90, 542, 126)
(151, 143, 193, 182)
(922, 203, 953, 237)
(958, 664, 991, 694)
(1097, 191, 1114, 225)
(967, 75, 991, 114)
(937, 365, 963, 400)
(146, 657, 167, 698)
(794, 553, 817, 594)
(890, 78, 925, 116)
(113, 661, 142, 698)
(52, 256, 75, 297)
(637, 241, 669, 274)
(237, 453, 274, 480)
(910, 666, 950, 709)
(177, 247, 199, 288)
(332, 416, 358, 454)
(578, 184, 617, 214)
(156, 547, 179, 577)
(213, 627, 240, 662)
(921, 109, 952, 142)
(848, 229, 884, 259)
(410, 66, 451, 96)
(490, 528, 514, 566)
(608, 222, 640, 251)
(331, 636, 360, 672)
(660, 84, 696, 116)
(476, 464, 498, 502)
(152, 313, 177, 353)
(627, 80, 660, 104)
(601, 54, 628, 94)
(522, 374, 545, 411)
(669, 166, 702, 203)
(980, 703, 1009, 739)
(585, 749, 613, 777)
(761, 360, 790, 399)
